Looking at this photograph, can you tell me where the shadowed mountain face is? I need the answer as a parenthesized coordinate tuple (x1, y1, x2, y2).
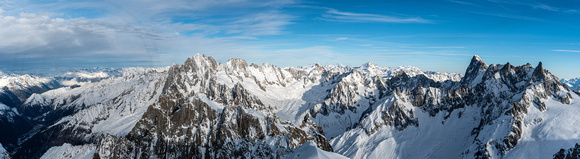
(1, 54, 579, 159)
(0, 74, 60, 150)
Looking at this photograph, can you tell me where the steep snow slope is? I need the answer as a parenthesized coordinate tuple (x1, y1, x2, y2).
(284, 142, 348, 159)
(41, 69, 167, 137)
(0, 143, 8, 158)
(40, 143, 95, 159)
(503, 94, 580, 158)
(14, 69, 168, 158)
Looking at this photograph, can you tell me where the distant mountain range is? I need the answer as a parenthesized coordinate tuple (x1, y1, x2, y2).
(0, 54, 579, 159)
(562, 78, 580, 92)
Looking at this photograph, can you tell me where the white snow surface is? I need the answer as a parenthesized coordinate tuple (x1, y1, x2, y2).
(55, 66, 169, 86)
(41, 143, 95, 159)
(0, 102, 8, 110)
(0, 143, 8, 158)
(35, 69, 167, 138)
(504, 93, 580, 159)
(332, 93, 480, 158)
(0, 73, 53, 91)
(357, 62, 462, 82)
(0, 102, 20, 120)
(284, 142, 349, 159)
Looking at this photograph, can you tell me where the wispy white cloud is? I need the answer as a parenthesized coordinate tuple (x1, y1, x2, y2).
(485, 0, 577, 13)
(110, 0, 297, 37)
(321, 9, 432, 23)
(421, 46, 466, 49)
(225, 11, 294, 36)
(470, 11, 542, 21)
(0, 0, 299, 70)
(552, 50, 580, 53)
(532, 3, 559, 11)
(0, 12, 160, 69)
(448, 0, 477, 6)
(530, 3, 577, 13)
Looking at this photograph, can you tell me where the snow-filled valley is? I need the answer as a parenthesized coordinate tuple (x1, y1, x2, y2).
(0, 54, 579, 159)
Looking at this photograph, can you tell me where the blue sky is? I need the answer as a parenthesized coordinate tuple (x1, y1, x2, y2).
(0, 0, 579, 78)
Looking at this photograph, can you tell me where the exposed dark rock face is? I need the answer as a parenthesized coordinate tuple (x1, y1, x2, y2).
(0, 75, 60, 153)
(10, 70, 167, 159)
(554, 143, 580, 159)
(93, 55, 332, 158)
(360, 94, 419, 135)
(0, 80, 60, 108)
(460, 55, 488, 86)
(94, 93, 331, 158)
(314, 56, 575, 158)
(311, 71, 364, 117)
(0, 108, 33, 151)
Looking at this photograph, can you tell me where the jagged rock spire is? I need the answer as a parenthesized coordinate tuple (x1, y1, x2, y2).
(532, 61, 545, 81)
(460, 55, 489, 86)
(469, 55, 488, 72)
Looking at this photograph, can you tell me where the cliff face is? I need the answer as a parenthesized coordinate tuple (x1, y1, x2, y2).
(93, 55, 332, 159)
(331, 57, 576, 159)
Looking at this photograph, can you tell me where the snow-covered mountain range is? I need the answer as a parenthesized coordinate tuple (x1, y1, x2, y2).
(562, 78, 580, 92)
(0, 54, 579, 159)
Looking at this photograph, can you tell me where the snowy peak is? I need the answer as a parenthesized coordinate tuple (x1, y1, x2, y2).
(469, 55, 487, 71)
(472, 55, 484, 63)
(361, 62, 377, 69)
(460, 55, 488, 86)
(226, 58, 249, 72)
(469, 55, 487, 70)
(182, 53, 219, 74)
(0, 73, 60, 108)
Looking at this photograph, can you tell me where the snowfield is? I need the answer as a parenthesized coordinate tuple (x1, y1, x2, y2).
(41, 143, 96, 159)
(285, 142, 348, 159)
(0, 143, 7, 158)
(504, 93, 580, 159)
